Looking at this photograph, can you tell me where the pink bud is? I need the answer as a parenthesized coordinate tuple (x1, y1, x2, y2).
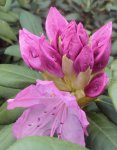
(91, 22, 112, 72)
(74, 46, 94, 74)
(45, 7, 68, 41)
(77, 22, 89, 46)
(61, 22, 89, 61)
(39, 37, 64, 77)
(85, 73, 109, 97)
(19, 29, 43, 71)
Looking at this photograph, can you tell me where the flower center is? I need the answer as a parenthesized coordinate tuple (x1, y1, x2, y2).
(43, 69, 94, 108)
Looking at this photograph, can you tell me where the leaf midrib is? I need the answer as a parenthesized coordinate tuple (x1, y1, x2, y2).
(89, 116, 117, 149)
(0, 67, 38, 81)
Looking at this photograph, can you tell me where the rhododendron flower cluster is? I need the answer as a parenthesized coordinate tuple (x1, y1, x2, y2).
(7, 80, 89, 146)
(19, 7, 112, 106)
(7, 7, 112, 147)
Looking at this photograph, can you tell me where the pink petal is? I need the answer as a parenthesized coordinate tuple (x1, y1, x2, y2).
(56, 92, 89, 146)
(85, 73, 109, 97)
(61, 21, 81, 60)
(56, 94, 89, 146)
(45, 7, 68, 41)
(60, 108, 85, 146)
(8, 80, 89, 145)
(12, 91, 72, 139)
(12, 89, 88, 146)
(51, 30, 60, 50)
(7, 80, 62, 109)
(39, 37, 63, 77)
(19, 29, 43, 71)
(77, 22, 89, 46)
(61, 22, 89, 61)
(13, 104, 57, 139)
(74, 46, 94, 74)
(91, 22, 112, 72)
(12, 91, 68, 139)
(78, 109, 89, 135)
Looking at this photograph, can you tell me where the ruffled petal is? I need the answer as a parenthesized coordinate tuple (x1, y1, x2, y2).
(8, 80, 88, 146)
(13, 104, 58, 139)
(7, 80, 62, 109)
(12, 89, 88, 147)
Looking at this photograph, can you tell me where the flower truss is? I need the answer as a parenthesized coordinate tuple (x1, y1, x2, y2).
(19, 7, 112, 106)
(7, 7, 112, 147)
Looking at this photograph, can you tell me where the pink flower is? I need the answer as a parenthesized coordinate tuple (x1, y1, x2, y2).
(19, 7, 112, 106)
(7, 80, 89, 146)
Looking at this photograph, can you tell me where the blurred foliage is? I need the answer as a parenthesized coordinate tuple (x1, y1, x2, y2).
(0, 0, 117, 58)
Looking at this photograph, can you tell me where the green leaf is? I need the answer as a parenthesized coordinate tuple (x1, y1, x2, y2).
(110, 59, 117, 71)
(86, 102, 99, 112)
(0, 11, 18, 23)
(87, 113, 117, 150)
(108, 81, 117, 111)
(17, 0, 31, 7)
(66, 13, 80, 20)
(0, 124, 16, 150)
(20, 10, 43, 35)
(0, 85, 20, 99)
(96, 96, 117, 125)
(0, 102, 24, 125)
(0, 64, 43, 89)
(0, 20, 17, 42)
(0, 0, 6, 6)
(6, 136, 88, 150)
(0, 0, 13, 12)
(5, 45, 21, 58)
(0, 125, 5, 130)
(112, 40, 117, 55)
(106, 3, 117, 11)
(105, 67, 112, 81)
(108, 56, 114, 66)
(110, 59, 117, 79)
